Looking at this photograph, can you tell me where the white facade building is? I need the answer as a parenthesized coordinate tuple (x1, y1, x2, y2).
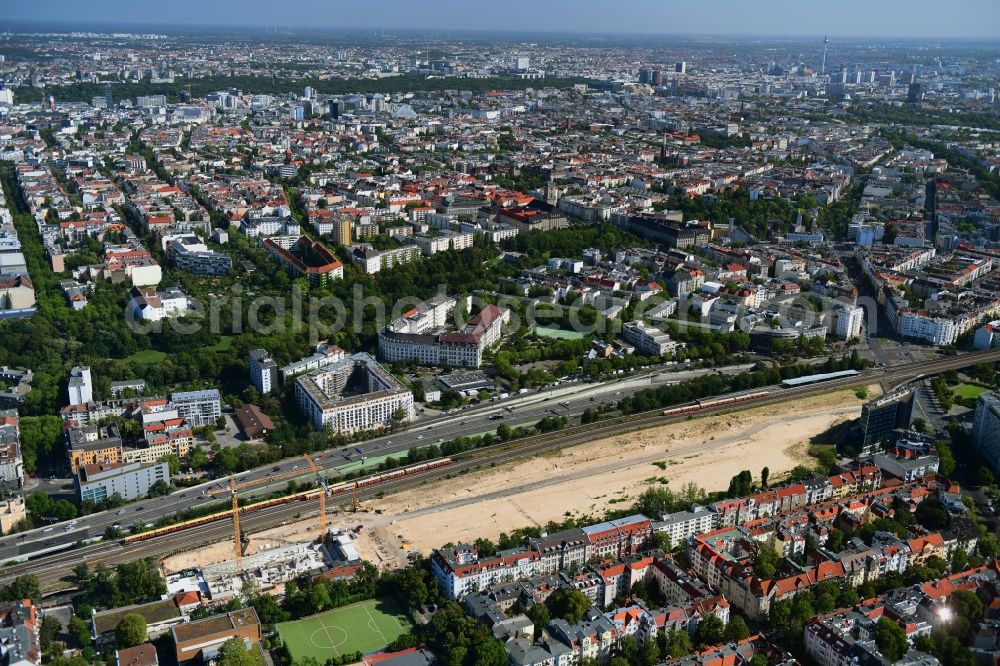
(68, 365, 93, 406)
(295, 353, 413, 433)
(834, 304, 864, 339)
(620, 322, 677, 357)
(129, 287, 189, 321)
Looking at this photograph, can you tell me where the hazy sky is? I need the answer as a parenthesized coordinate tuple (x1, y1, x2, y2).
(3, 0, 1000, 39)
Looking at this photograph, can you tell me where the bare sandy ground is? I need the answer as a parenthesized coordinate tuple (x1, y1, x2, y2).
(372, 385, 880, 558)
(163, 385, 879, 572)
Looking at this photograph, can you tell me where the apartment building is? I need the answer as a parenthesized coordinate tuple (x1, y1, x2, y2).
(581, 515, 654, 560)
(129, 287, 188, 321)
(294, 353, 413, 432)
(263, 235, 343, 285)
(432, 515, 652, 599)
(279, 342, 347, 381)
(379, 304, 510, 369)
(619, 322, 677, 357)
(896, 310, 958, 346)
(170, 389, 221, 427)
(125, 418, 193, 464)
(833, 304, 864, 339)
(0, 496, 26, 535)
(0, 413, 23, 487)
(350, 245, 421, 275)
(76, 460, 169, 503)
(0, 600, 39, 666)
(654, 506, 716, 546)
(239, 216, 299, 238)
(871, 453, 940, 482)
(66, 423, 123, 473)
(413, 230, 474, 256)
(248, 349, 278, 395)
(164, 234, 232, 276)
(67, 365, 93, 406)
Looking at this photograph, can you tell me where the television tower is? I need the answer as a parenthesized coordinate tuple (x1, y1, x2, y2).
(821, 34, 829, 74)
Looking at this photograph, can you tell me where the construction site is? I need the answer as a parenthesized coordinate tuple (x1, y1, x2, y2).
(158, 452, 374, 603)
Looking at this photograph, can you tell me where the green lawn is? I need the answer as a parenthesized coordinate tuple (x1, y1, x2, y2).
(952, 383, 991, 399)
(534, 326, 584, 340)
(206, 336, 234, 352)
(125, 349, 167, 366)
(276, 599, 412, 661)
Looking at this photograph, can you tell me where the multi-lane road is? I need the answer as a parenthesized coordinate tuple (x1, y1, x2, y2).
(0, 360, 758, 564)
(6, 347, 1000, 587)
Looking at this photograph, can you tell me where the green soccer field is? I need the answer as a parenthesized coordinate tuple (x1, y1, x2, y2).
(276, 599, 412, 661)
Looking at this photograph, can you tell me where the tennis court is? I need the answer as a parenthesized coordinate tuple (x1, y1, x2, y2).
(277, 599, 412, 661)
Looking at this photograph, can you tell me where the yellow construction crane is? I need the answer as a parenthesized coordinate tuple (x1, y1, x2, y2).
(304, 454, 328, 541)
(230, 475, 242, 572)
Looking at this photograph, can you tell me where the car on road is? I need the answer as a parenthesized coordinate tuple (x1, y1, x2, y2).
(117, 509, 126, 515)
(135, 506, 144, 512)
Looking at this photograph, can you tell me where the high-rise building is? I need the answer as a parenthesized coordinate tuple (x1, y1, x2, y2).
(674, 61, 686, 74)
(834, 304, 864, 339)
(973, 391, 1000, 476)
(104, 82, 113, 108)
(68, 365, 93, 406)
(858, 389, 914, 455)
(638, 68, 651, 84)
(516, 56, 530, 71)
(304, 85, 315, 99)
(336, 218, 352, 247)
(650, 69, 661, 86)
(821, 34, 828, 74)
(248, 349, 278, 395)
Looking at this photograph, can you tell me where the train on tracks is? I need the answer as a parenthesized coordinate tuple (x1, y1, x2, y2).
(661, 391, 770, 418)
(123, 457, 453, 543)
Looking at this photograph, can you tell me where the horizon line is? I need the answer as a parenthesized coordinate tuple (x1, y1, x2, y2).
(1, 18, 999, 42)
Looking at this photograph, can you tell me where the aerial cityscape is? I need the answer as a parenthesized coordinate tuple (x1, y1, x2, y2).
(0, 2, 998, 666)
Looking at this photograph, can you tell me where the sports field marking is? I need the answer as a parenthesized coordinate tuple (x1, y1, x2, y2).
(277, 599, 413, 662)
(364, 605, 388, 643)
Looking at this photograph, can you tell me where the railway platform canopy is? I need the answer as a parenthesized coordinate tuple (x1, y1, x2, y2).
(780, 369, 860, 388)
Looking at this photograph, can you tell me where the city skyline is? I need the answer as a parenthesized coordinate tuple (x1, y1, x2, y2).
(4, 0, 1000, 39)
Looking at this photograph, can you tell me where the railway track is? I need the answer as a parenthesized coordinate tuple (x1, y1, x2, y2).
(8, 347, 1000, 587)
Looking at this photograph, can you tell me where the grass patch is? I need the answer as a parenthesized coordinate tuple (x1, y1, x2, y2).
(952, 383, 990, 400)
(534, 326, 585, 340)
(125, 349, 167, 366)
(276, 599, 412, 661)
(206, 335, 234, 353)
